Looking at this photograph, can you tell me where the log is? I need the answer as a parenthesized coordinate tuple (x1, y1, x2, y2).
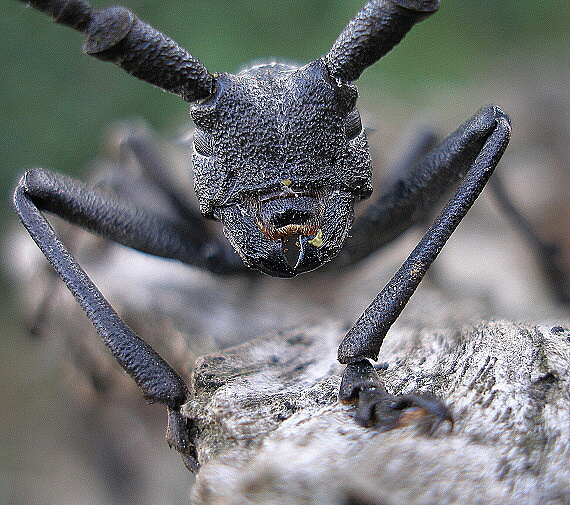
(187, 319, 570, 505)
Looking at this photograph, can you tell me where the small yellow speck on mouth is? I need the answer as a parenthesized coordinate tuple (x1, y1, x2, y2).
(281, 179, 292, 187)
(308, 229, 323, 247)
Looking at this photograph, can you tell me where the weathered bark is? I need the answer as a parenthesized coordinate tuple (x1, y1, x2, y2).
(187, 319, 570, 505)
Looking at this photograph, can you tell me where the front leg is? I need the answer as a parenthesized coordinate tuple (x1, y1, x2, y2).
(338, 106, 511, 427)
(12, 169, 229, 471)
(339, 360, 453, 432)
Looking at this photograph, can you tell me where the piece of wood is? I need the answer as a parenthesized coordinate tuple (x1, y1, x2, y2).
(187, 319, 570, 505)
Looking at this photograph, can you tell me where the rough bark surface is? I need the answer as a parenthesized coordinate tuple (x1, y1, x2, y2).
(186, 319, 570, 505)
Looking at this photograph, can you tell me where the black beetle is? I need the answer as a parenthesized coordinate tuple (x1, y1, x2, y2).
(11, 0, 568, 473)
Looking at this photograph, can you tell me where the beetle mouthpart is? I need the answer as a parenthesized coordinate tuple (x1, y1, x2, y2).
(295, 190, 355, 274)
(255, 195, 323, 241)
(218, 205, 296, 278)
(218, 190, 354, 277)
(254, 194, 324, 270)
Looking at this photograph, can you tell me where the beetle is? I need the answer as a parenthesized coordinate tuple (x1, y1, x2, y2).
(12, 0, 568, 473)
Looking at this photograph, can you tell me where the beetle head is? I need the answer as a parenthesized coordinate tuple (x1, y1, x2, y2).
(190, 59, 372, 277)
(58, 0, 438, 278)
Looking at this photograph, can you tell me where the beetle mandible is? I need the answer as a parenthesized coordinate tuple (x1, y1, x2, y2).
(14, 0, 544, 472)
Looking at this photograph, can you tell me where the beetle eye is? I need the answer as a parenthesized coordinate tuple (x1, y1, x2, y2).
(193, 128, 214, 156)
(344, 108, 362, 140)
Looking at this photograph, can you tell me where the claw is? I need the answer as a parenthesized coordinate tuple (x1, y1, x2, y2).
(339, 360, 453, 433)
(390, 394, 454, 434)
(166, 407, 199, 473)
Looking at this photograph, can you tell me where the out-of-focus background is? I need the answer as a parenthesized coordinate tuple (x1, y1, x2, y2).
(1, 1, 568, 504)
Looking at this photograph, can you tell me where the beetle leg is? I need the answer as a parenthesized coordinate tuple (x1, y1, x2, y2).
(118, 132, 205, 225)
(14, 168, 247, 275)
(338, 105, 511, 363)
(12, 168, 249, 470)
(338, 107, 569, 302)
(339, 360, 453, 433)
(488, 173, 570, 304)
(336, 107, 508, 267)
(380, 127, 440, 191)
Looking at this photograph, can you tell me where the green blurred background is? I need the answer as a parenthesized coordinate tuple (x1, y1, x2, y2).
(1, 1, 568, 503)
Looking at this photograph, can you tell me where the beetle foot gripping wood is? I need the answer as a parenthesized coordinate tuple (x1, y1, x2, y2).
(339, 359, 453, 432)
(166, 406, 199, 473)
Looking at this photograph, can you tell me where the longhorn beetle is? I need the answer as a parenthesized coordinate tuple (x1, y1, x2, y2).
(13, 0, 566, 472)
